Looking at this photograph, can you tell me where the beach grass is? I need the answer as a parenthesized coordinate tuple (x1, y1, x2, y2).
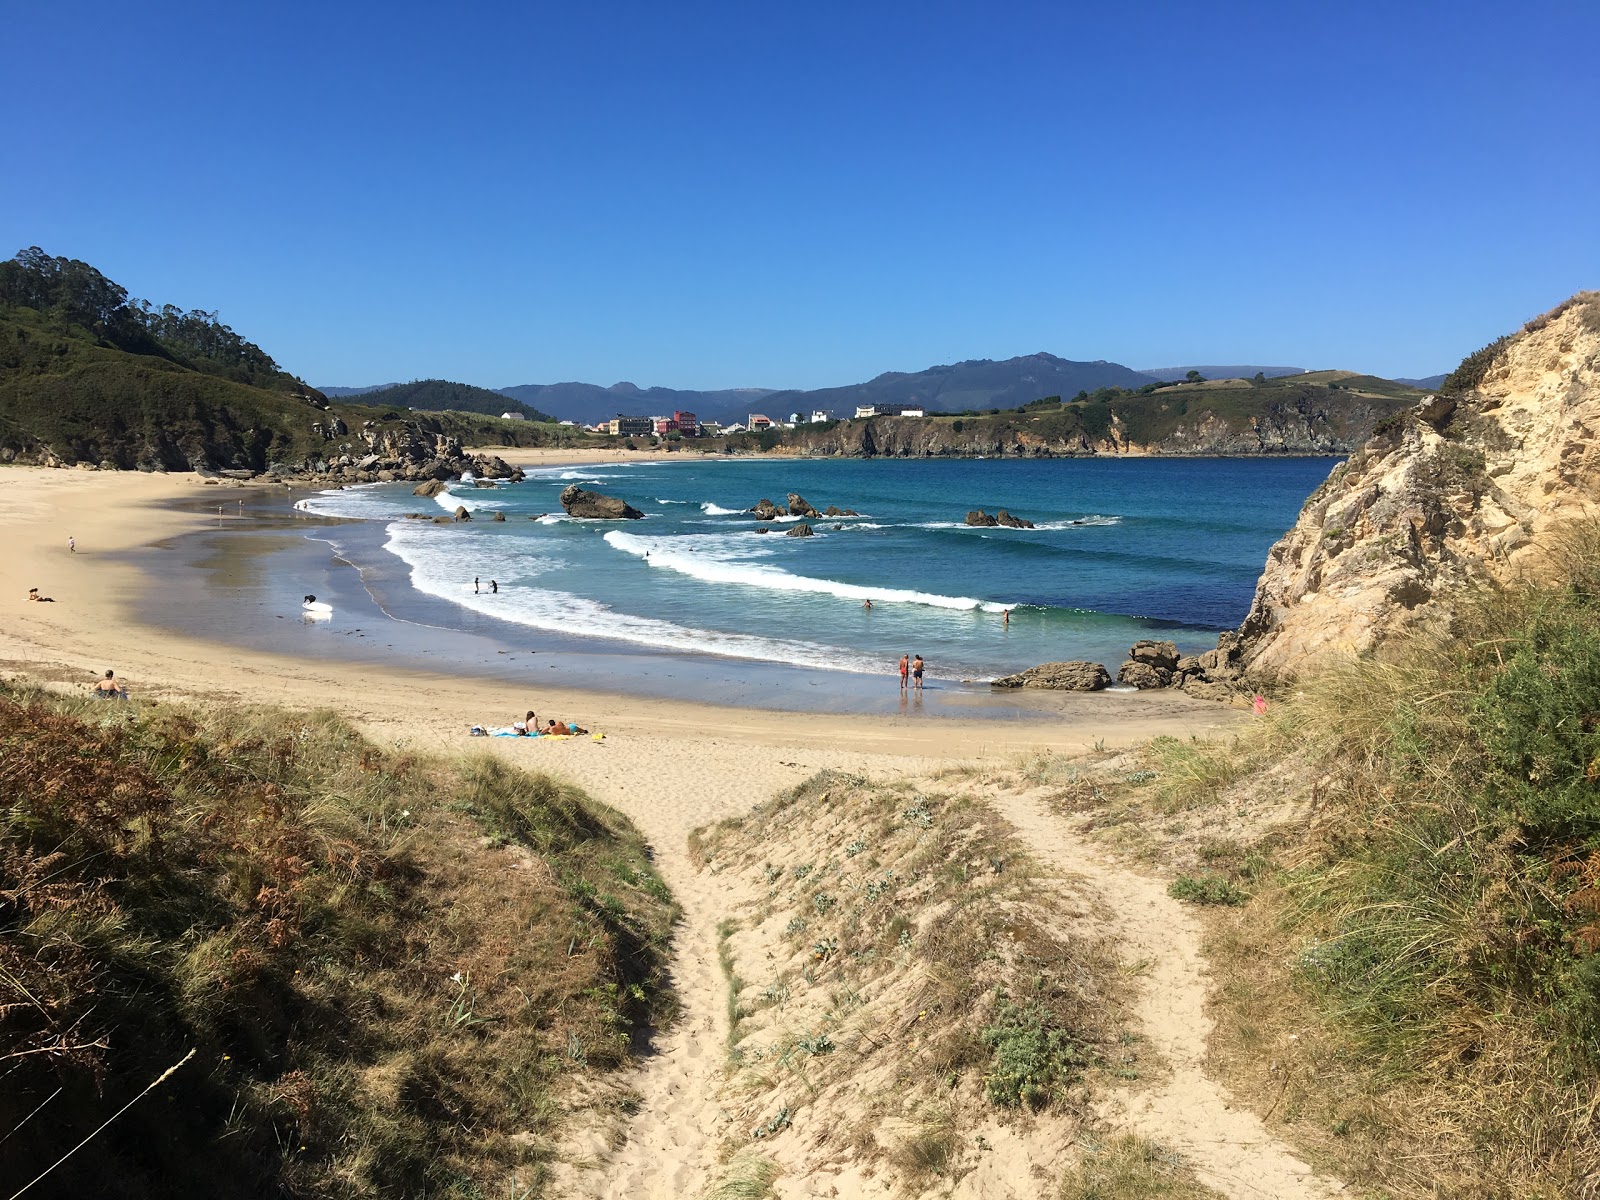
(0, 680, 675, 1198)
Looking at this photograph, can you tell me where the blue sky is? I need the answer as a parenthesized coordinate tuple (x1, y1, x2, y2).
(7, 1, 1597, 389)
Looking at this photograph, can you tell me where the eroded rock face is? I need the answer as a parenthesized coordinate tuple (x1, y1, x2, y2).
(751, 498, 781, 520)
(1128, 639, 1179, 671)
(995, 510, 1036, 529)
(990, 661, 1110, 690)
(785, 522, 814, 538)
(559, 485, 645, 520)
(966, 510, 999, 527)
(1236, 292, 1600, 683)
(1117, 661, 1170, 689)
(413, 480, 448, 497)
(787, 493, 818, 517)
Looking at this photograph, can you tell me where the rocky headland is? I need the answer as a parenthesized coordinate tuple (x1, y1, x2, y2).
(1233, 292, 1600, 683)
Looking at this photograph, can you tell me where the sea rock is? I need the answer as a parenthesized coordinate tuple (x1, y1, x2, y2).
(491, 511, 506, 522)
(413, 480, 449, 497)
(755, 526, 771, 534)
(357, 454, 381, 470)
(990, 661, 1111, 691)
(1233, 292, 1600, 683)
(751, 498, 781, 520)
(1128, 639, 1180, 671)
(454, 505, 472, 521)
(1177, 677, 1236, 701)
(473, 478, 500, 489)
(787, 493, 819, 517)
(965, 510, 1000, 527)
(785, 522, 815, 538)
(995, 509, 1036, 529)
(1117, 661, 1172, 689)
(824, 505, 843, 517)
(559, 485, 645, 520)
(432, 515, 452, 524)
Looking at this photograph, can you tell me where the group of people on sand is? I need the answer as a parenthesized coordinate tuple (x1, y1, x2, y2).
(897, 653, 925, 693)
(508, 709, 589, 737)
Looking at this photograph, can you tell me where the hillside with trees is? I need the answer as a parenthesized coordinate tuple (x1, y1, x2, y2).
(350, 379, 556, 422)
(0, 249, 557, 471)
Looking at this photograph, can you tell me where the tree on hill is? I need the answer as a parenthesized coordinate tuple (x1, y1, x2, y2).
(350, 379, 555, 422)
(0, 246, 300, 392)
(1185, 370, 1206, 383)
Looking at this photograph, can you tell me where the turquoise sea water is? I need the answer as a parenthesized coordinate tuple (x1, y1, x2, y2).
(299, 456, 1334, 682)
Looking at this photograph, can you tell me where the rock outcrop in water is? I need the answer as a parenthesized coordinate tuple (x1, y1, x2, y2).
(559, 485, 645, 520)
(1233, 293, 1600, 683)
(990, 661, 1111, 691)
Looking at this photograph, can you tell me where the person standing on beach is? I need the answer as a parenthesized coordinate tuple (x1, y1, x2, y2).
(1002, 608, 1010, 628)
(490, 580, 498, 594)
(474, 577, 481, 594)
(898, 653, 909, 691)
(68, 536, 75, 553)
(912, 654, 925, 692)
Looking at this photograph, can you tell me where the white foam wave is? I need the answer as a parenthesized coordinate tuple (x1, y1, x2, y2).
(700, 502, 743, 515)
(602, 530, 1010, 612)
(910, 515, 1121, 530)
(382, 522, 880, 673)
(656, 498, 687, 504)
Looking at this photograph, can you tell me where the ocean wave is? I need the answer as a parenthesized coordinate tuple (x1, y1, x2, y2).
(657, 498, 688, 504)
(602, 530, 1010, 612)
(910, 515, 1121, 530)
(700, 502, 743, 515)
(382, 523, 881, 673)
(432, 486, 509, 513)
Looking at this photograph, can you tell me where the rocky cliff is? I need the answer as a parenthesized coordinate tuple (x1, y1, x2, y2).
(753, 381, 1412, 459)
(1235, 293, 1600, 682)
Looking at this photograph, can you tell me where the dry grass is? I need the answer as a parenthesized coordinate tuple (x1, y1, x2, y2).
(1011, 538, 1600, 1198)
(0, 681, 675, 1198)
(692, 769, 1126, 1189)
(1056, 1134, 1224, 1199)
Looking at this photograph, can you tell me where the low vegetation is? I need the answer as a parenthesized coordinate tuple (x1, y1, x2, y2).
(0, 682, 674, 1198)
(1025, 527, 1600, 1198)
(689, 771, 1126, 1190)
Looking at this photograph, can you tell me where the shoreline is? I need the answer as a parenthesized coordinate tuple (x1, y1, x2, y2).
(0, 461, 1244, 765)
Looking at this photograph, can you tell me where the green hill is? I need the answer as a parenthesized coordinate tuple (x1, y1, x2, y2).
(351, 379, 556, 423)
(0, 249, 557, 470)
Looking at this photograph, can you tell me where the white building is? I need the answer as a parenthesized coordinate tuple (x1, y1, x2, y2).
(899, 407, 926, 418)
(810, 409, 832, 423)
(854, 405, 879, 418)
(500, 411, 526, 421)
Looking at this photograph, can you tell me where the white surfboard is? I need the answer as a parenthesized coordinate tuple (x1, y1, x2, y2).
(302, 600, 333, 614)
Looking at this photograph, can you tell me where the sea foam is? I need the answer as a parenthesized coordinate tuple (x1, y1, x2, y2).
(382, 522, 881, 673)
(602, 530, 1010, 612)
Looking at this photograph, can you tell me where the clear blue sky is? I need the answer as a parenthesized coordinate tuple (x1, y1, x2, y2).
(7, 1, 1597, 389)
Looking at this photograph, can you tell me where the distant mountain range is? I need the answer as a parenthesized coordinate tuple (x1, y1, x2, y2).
(321, 355, 1446, 427)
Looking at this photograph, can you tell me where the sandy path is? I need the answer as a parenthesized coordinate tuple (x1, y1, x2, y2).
(496, 739, 938, 1199)
(985, 787, 1345, 1200)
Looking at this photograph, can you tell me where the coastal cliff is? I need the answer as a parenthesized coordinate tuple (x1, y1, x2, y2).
(735, 374, 1418, 458)
(1235, 292, 1600, 681)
